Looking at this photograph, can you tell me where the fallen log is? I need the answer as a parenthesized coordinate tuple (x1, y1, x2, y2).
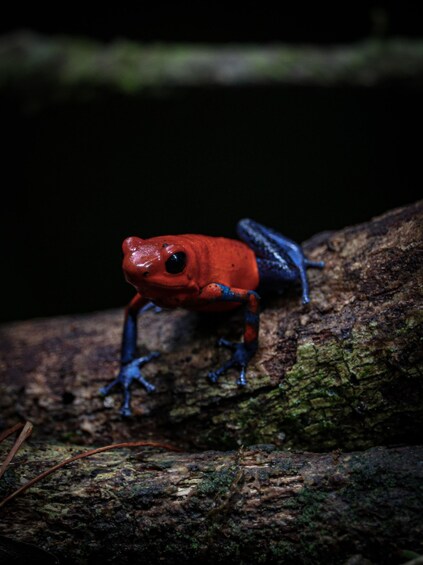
(1, 202, 422, 563)
(1, 201, 422, 451)
(0, 443, 422, 564)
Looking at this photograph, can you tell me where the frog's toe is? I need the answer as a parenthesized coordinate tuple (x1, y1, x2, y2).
(208, 359, 234, 384)
(237, 366, 247, 387)
(99, 378, 119, 397)
(217, 337, 237, 350)
(302, 294, 311, 306)
(207, 371, 220, 384)
(120, 405, 132, 418)
(136, 376, 156, 393)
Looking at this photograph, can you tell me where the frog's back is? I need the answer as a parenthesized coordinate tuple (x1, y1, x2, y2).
(175, 234, 259, 312)
(183, 234, 259, 290)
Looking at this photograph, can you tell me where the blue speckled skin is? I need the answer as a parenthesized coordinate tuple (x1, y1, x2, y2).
(206, 284, 260, 386)
(237, 219, 324, 304)
(205, 219, 324, 387)
(100, 220, 324, 416)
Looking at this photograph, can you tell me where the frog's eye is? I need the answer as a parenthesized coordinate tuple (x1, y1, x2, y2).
(165, 251, 186, 274)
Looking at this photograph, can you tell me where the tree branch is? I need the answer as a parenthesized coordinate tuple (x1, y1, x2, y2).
(1, 32, 423, 102)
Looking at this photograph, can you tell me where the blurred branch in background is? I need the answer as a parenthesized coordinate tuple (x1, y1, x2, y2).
(1, 32, 423, 102)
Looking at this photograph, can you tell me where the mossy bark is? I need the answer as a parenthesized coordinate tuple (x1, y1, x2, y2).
(1, 32, 423, 103)
(0, 202, 422, 563)
(1, 201, 422, 451)
(0, 443, 422, 564)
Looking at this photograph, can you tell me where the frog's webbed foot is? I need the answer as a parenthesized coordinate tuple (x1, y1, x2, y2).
(208, 339, 256, 387)
(99, 352, 160, 417)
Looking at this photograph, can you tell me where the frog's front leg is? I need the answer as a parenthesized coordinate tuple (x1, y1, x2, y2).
(198, 283, 260, 386)
(99, 293, 160, 416)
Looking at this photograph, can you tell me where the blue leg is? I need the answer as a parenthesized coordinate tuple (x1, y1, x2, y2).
(99, 294, 160, 416)
(198, 283, 260, 386)
(237, 219, 324, 304)
(121, 301, 161, 364)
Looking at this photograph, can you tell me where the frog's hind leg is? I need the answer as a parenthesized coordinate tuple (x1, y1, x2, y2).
(237, 218, 324, 304)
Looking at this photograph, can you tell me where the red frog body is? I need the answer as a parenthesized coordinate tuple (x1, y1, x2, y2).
(100, 219, 324, 416)
(122, 234, 259, 311)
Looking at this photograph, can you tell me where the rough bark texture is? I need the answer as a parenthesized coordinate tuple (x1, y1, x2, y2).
(1, 32, 423, 103)
(0, 202, 422, 563)
(1, 202, 422, 451)
(0, 443, 422, 564)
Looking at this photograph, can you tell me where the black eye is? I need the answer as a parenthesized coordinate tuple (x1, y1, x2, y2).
(165, 252, 186, 274)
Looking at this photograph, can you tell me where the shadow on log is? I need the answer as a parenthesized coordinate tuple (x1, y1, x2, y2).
(1, 201, 422, 451)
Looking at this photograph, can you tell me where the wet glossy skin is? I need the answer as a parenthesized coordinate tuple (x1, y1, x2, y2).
(122, 234, 260, 311)
(100, 219, 324, 416)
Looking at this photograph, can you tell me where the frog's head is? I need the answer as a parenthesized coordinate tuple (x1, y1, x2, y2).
(122, 235, 196, 293)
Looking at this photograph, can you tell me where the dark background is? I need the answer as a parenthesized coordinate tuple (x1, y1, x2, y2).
(1, 4, 421, 322)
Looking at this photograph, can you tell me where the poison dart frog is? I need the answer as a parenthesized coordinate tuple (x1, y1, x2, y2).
(100, 219, 324, 416)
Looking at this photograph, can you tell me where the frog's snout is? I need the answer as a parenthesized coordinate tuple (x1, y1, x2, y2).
(122, 237, 162, 288)
(122, 237, 146, 286)
(122, 236, 144, 254)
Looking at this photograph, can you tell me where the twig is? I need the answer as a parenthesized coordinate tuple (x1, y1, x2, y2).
(0, 421, 33, 480)
(0, 422, 25, 443)
(0, 439, 179, 508)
